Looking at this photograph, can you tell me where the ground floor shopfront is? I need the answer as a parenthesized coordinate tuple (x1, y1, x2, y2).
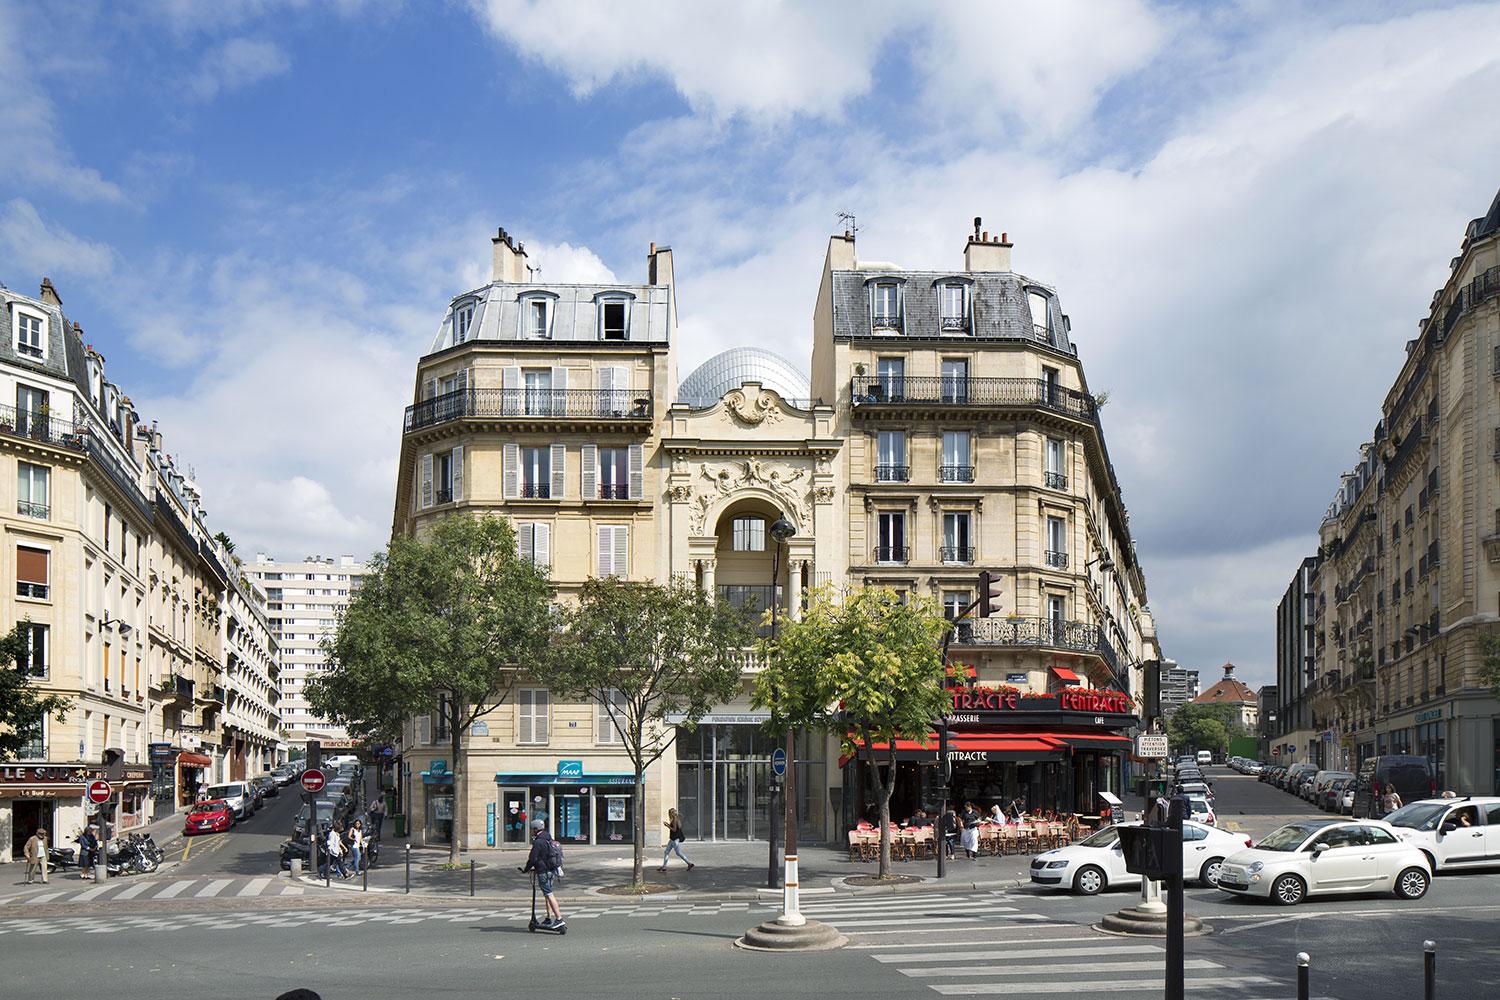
(0, 763, 152, 863)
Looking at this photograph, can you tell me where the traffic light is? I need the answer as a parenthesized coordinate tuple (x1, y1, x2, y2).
(1143, 659, 1162, 724)
(102, 748, 124, 782)
(306, 740, 321, 772)
(978, 570, 1005, 617)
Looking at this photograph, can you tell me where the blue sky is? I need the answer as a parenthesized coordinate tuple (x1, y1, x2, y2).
(4, 0, 1500, 691)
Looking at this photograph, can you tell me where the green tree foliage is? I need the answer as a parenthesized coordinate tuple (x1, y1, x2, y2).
(752, 586, 951, 879)
(1478, 634, 1500, 698)
(537, 577, 751, 887)
(1, 621, 72, 761)
(308, 514, 553, 864)
(1168, 702, 1244, 756)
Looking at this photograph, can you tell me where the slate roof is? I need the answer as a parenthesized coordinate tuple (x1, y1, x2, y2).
(830, 270, 1073, 353)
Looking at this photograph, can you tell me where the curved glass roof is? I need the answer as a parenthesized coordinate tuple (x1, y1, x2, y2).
(676, 347, 812, 408)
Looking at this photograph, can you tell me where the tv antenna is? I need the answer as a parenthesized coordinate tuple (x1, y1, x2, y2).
(836, 212, 859, 239)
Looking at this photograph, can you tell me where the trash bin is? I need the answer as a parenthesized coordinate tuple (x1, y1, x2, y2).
(393, 814, 406, 838)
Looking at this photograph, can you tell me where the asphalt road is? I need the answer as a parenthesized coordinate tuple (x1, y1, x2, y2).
(157, 783, 304, 879)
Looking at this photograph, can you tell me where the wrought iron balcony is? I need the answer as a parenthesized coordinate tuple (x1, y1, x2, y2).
(17, 500, 49, 519)
(871, 314, 903, 331)
(434, 486, 453, 505)
(939, 465, 975, 483)
(404, 387, 652, 432)
(16, 582, 48, 599)
(1044, 471, 1068, 490)
(872, 546, 910, 564)
(598, 484, 630, 500)
(0, 404, 85, 451)
(952, 616, 1121, 681)
(874, 464, 910, 482)
(851, 376, 1096, 422)
(518, 484, 552, 499)
(940, 315, 970, 332)
(939, 546, 974, 564)
(1045, 550, 1069, 569)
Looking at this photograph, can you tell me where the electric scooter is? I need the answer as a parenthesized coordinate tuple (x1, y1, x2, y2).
(519, 868, 566, 934)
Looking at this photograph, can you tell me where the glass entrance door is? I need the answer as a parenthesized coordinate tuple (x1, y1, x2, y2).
(557, 793, 586, 843)
(719, 762, 751, 839)
(499, 787, 528, 845)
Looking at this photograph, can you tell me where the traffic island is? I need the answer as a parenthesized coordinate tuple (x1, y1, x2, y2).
(1096, 904, 1206, 936)
(736, 917, 848, 952)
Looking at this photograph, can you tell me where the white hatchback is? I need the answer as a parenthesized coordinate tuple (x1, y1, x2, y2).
(1383, 798, 1500, 872)
(1030, 821, 1252, 894)
(1216, 819, 1431, 905)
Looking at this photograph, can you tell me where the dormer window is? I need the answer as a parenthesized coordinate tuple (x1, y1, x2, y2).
(595, 293, 634, 341)
(518, 291, 558, 340)
(1027, 289, 1053, 342)
(870, 282, 902, 332)
(453, 302, 475, 344)
(939, 282, 969, 333)
(13, 307, 45, 359)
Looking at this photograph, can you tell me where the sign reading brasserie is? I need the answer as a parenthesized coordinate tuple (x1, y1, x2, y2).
(950, 688, 1133, 715)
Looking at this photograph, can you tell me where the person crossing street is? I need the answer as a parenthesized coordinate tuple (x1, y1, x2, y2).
(24, 827, 48, 884)
(521, 818, 564, 927)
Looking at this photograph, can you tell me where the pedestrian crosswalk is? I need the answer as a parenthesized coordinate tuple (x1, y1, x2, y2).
(5, 876, 309, 906)
(749, 891, 1061, 933)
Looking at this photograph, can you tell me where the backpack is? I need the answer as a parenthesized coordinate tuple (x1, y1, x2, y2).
(545, 835, 564, 871)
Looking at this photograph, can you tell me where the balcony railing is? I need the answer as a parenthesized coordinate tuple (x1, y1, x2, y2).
(939, 546, 975, 564)
(17, 500, 49, 519)
(1045, 550, 1069, 569)
(405, 387, 652, 432)
(1044, 471, 1068, 490)
(874, 465, 910, 482)
(518, 484, 552, 499)
(435, 486, 454, 505)
(0, 404, 84, 450)
(17, 582, 48, 599)
(598, 484, 630, 500)
(851, 376, 1096, 421)
(940, 315, 969, 332)
(873, 546, 910, 564)
(871, 314, 903, 331)
(953, 616, 1120, 680)
(939, 465, 975, 483)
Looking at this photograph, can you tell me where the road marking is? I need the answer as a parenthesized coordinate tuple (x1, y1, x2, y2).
(113, 882, 152, 901)
(831, 917, 987, 929)
(24, 890, 68, 904)
(195, 879, 234, 898)
(906, 959, 1222, 978)
(280, 886, 304, 895)
(875, 944, 1163, 964)
(932, 975, 1278, 995)
(71, 885, 115, 903)
(238, 878, 272, 897)
(155, 880, 196, 899)
(852, 934, 1103, 950)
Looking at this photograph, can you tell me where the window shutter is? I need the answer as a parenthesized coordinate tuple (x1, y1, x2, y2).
(17, 546, 49, 585)
(611, 365, 629, 414)
(502, 365, 521, 415)
(457, 368, 469, 391)
(535, 690, 550, 743)
(418, 715, 431, 746)
(581, 444, 598, 499)
(424, 378, 437, 401)
(503, 443, 519, 499)
(628, 444, 644, 500)
(517, 694, 531, 745)
(420, 453, 434, 508)
(534, 523, 550, 570)
(614, 525, 629, 578)
(597, 525, 612, 577)
(597, 365, 617, 415)
(551, 443, 566, 499)
(551, 365, 568, 415)
(519, 522, 534, 561)
(450, 445, 464, 502)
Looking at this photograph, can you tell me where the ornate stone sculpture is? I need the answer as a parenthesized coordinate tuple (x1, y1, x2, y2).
(723, 388, 782, 426)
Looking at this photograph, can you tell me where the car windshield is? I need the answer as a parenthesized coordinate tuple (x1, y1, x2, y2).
(1384, 802, 1449, 831)
(206, 785, 239, 798)
(1258, 823, 1324, 851)
(1078, 827, 1121, 848)
(193, 801, 228, 813)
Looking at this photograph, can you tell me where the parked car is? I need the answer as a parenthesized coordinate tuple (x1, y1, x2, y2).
(1246, 762, 1264, 775)
(1352, 755, 1436, 819)
(1030, 820, 1252, 893)
(1383, 797, 1500, 872)
(1321, 777, 1351, 812)
(1186, 795, 1216, 826)
(252, 775, 279, 799)
(1338, 781, 1355, 814)
(204, 782, 257, 820)
(1197, 750, 1213, 766)
(1217, 818, 1430, 905)
(1180, 780, 1213, 802)
(291, 798, 342, 841)
(184, 799, 236, 835)
(1311, 771, 1354, 806)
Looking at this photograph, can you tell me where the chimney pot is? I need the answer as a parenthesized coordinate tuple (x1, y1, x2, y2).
(1001, 232, 1008, 244)
(981, 231, 988, 242)
(650, 242, 656, 254)
(973, 216, 982, 239)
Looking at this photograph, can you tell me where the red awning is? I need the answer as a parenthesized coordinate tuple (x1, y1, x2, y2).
(1018, 727, 1132, 752)
(837, 730, 1066, 766)
(178, 753, 212, 768)
(1051, 665, 1081, 683)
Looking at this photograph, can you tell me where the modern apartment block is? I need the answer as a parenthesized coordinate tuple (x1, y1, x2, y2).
(1159, 664, 1201, 719)
(220, 567, 281, 778)
(244, 554, 367, 753)
(1272, 555, 1320, 759)
(1279, 187, 1500, 791)
(390, 223, 1164, 850)
(2, 278, 263, 862)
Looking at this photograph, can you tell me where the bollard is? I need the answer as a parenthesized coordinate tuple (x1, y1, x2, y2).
(325, 860, 330, 888)
(1424, 940, 1435, 1000)
(362, 862, 368, 892)
(1295, 952, 1310, 1000)
(470, 859, 475, 897)
(290, 859, 302, 878)
(405, 844, 411, 894)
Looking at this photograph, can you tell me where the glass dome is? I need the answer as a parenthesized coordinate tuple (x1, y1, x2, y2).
(676, 347, 812, 408)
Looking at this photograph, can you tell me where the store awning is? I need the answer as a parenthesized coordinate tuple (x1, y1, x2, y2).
(1051, 665, 1081, 683)
(838, 731, 1065, 767)
(493, 773, 638, 786)
(178, 753, 212, 768)
(1026, 727, 1133, 752)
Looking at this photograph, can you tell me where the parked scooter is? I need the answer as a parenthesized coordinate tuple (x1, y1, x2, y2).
(46, 844, 77, 871)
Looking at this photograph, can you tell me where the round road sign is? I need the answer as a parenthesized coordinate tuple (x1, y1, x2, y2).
(300, 768, 326, 793)
(771, 748, 787, 777)
(87, 779, 112, 804)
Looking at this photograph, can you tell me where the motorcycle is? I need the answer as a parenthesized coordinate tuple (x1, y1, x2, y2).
(46, 844, 77, 871)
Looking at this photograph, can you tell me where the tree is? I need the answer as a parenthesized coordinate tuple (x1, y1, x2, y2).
(1478, 634, 1500, 698)
(537, 577, 751, 887)
(1168, 703, 1243, 756)
(1, 621, 71, 761)
(752, 586, 951, 879)
(308, 514, 553, 865)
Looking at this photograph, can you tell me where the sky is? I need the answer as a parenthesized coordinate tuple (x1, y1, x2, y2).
(3, 0, 1500, 692)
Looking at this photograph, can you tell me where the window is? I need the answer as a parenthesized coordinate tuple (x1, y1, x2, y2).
(874, 357, 904, 401)
(434, 451, 453, 504)
(943, 591, 970, 620)
(599, 447, 630, 499)
(17, 545, 49, 599)
(733, 516, 766, 551)
(877, 430, 908, 482)
(939, 283, 968, 332)
(940, 359, 969, 404)
(517, 522, 551, 570)
(15, 384, 47, 437)
(434, 693, 452, 742)
(597, 524, 629, 577)
(596, 688, 628, 745)
(518, 688, 550, 745)
(520, 446, 551, 499)
(17, 716, 44, 760)
(526, 298, 550, 339)
(1046, 516, 1067, 568)
(1028, 291, 1052, 340)
(523, 369, 553, 416)
(453, 303, 474, 344)
(871, 283, 901, 331)
(1045, 439, 1067, 490)
(21, 622, 48, 678)
(17, 462, 49, 519)
(942, 512, 972, 564)
(599, 299, 629, 340)
(14, 309, 44, 358)
(1047, 595, 1066, 632)
(876, 512, 906, 563)
(941, 431, 972, 482)
(1043, 366, 1060, 405)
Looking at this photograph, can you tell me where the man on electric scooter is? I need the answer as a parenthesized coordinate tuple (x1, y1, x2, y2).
(521, 818, 564, 928)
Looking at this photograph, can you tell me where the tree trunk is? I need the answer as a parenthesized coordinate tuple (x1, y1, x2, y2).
(449, 706, 463, 867)
(863, 724, 896, 879)
(632, 761, 645, 887)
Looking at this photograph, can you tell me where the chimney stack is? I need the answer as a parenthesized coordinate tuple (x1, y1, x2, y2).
(39, 278, 62, 306)
(648, 242, 673, 287)
(491, 226, 530, 283)
(964, 219, 1012, 273)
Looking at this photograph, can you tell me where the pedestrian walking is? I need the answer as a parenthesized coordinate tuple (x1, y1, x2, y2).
(658, 807, 694, 872)
(24, 827, 49, 884)
(323, 823, 349, 879)
(347, 820, 365, 876)
(939, 806, 958, 859)
(521, 818, 564, 927)
(78, 824, 99, 879)
(368, 793, 388, 840)
(1381, 784, 1402, 816)
(959, 803, 981, 859)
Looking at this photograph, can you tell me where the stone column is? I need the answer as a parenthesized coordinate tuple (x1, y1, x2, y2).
(787, 559, 804, 620)
(701, 557, 716, 597)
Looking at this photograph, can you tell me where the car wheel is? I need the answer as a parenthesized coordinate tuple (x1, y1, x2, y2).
(1073, 865, 1106, 896)
(1396, 867, 1430, 899)
(1199, 857, 1225, 886)
(1271, 873, 1306, 905)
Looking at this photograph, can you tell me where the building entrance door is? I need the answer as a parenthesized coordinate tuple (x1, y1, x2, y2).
(556, 793, 587, 843)
(499, 787, 528, 845)
(719, 762, 751, 839)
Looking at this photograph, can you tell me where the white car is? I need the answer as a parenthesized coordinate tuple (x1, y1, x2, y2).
(1216, 819, 1431, 905)
(1186, 795, 1215, 826)
(1030, 820, 1252, 894)
(204, 781, 256, 820)
(1383, 798, 1500, 872)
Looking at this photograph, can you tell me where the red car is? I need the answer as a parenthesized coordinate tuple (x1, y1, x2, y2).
(184, 799, 236, 835)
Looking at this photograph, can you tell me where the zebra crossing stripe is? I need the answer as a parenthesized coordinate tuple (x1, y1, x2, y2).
(155, 880, 196, 899)
(71, 885, 115, 903)
(195, 879, 234, 898)
(238, 878, 272, 897)
(113, 882, 152, 901)
(902, 959, 1222, 978)
(875, 944, 1162, 963)
(932, 976, 1279, 996)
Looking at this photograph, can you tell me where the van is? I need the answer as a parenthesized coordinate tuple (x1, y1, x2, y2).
(1352, 755, 1435, 818)
(1196, 750, 1212, 766)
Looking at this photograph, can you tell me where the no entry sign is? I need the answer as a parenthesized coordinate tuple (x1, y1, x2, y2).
(300, 768, 326, 793)
(87, 779, 112, 804)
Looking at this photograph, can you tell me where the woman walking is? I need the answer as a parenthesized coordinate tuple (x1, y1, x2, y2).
(658, 807, 694, 872)
(959, 802, 981, 859)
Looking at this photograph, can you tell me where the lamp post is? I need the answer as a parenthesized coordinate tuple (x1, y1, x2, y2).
(765, 515, 800, 924)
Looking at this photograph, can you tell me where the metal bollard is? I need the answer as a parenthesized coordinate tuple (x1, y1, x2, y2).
(405, 844, 411, 894)
(470, 859, 475, 897)
(362, 862, 368, 892)
(1296, 952, 1310, 1000)
(1424, 940, 1435, 1000)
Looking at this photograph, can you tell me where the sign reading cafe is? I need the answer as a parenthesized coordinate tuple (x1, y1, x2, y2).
(950, 688, 1133, 716)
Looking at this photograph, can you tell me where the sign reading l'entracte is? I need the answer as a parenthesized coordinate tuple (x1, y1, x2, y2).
(950, 688, 1133, 715)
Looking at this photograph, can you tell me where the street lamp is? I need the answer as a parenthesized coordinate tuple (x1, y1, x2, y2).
(765, 515, 800, 924)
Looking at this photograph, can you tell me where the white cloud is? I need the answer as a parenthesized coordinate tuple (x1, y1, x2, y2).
(526, 241, 620, 284)
(0, 200, 117, 281)
(188, 37, 292, 101)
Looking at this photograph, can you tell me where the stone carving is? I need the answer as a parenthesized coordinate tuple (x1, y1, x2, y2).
(669, 485, 693, 503)
(724, 388, 782, 426)
(813, 485, 836, 504)
(689, 459, 810, 534)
